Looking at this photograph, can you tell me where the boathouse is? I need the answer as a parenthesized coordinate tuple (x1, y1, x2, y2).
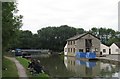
(65, 33, 101, 56)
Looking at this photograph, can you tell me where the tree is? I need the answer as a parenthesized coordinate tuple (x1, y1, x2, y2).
(76, 28, 85, 34)
(2, 2, 23, 51)
(10, 24, 119, 52)
(37, 25, 85, 51)
(90, 27, 98, 36)
(16, 30, 33, 49)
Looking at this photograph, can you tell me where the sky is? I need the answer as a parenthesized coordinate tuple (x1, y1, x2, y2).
(17, 0, 120, 33)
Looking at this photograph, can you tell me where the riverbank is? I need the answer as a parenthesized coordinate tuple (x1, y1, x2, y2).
(2, 57, 19, 77)
(16, 57, 49, 78)
(97, 55, 120, 65)
(64, 54, 120, 65)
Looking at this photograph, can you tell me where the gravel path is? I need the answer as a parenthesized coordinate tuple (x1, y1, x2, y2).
(4, 56, 29, 79)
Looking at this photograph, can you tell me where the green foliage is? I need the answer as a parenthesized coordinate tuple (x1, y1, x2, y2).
(2, 57, 18, 77)
(90, 27, 120, 45)
(37, 25, 85, 51)
(16, 57, 30, 68)
(107, 37, 120, 46)
(17, 30, 33, 49)
(12, 25, 85, 52)
(1, 2, 119, 54)
(11, 25, 120, 52)
(2, 2, 23, 51)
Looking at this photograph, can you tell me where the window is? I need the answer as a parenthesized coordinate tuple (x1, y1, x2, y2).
(71, 41, 72, 45)
(85, 39, 92, 48)
(68, 41, 73, 45)
(71, 48, 72, 52)
(68, 48, 70, 52)
(68, 41, 70, 45)
(68, 41, 72, 45)
(103, 49, 106, 53)
(73, 48, 75, 53)
(79, 49, 83, 52)
(73, 41, 75, 44)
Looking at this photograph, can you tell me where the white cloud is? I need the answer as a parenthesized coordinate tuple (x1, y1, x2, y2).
(17, 0, 120, 33)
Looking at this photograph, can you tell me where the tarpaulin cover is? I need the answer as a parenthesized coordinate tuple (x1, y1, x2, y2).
(75, 52, 96, 58)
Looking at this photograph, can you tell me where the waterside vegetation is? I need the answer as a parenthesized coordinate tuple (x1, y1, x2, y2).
(16, 57, 49, 78)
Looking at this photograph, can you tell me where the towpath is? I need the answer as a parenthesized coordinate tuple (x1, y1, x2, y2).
(4, 56, 29, 79)
(97, 54, 120, 62)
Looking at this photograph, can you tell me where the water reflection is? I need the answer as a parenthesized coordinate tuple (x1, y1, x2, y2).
(75, 60, 96, 68)
(64, 56, 100, 77)
(32, 55, 120, 77)
(64, 56, 120, 77)
(35, 55, 76, 77)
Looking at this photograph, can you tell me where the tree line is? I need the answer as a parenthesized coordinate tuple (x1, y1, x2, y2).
(10, 25, 85, 51)
(2, 2, 120, 52)
(10, 25, 120, 52)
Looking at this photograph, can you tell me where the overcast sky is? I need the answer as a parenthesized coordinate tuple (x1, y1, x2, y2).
(17, 0, 120, 33)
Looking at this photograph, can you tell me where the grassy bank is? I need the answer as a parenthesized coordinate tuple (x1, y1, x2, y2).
(2, 57, 18, 77)
(16, 57, 49, 78)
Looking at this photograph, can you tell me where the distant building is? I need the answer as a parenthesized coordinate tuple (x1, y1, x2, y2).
(65, 33, 101, 56)
(110, 42, 120, 54)
(100, 43, 110, 55)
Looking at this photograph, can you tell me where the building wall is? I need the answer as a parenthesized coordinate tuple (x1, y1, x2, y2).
(76, 38, 85, 52)
(66, 34, 101, 56)
(100, 44, 109, 55)
(64, 44, 68, 55)
(79, 34, 101, 56)
(67, 40, 77, 56)
(110, 43, 120, 54)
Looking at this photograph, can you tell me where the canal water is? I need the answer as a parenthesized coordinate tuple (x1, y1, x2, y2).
(31, 55, 120, 78)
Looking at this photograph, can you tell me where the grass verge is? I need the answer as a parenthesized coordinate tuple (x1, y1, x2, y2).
(16, 57, 49, 79)
(2, 57, 18, 77)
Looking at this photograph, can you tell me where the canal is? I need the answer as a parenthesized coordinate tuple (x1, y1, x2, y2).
(30, 55, 120, 78)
